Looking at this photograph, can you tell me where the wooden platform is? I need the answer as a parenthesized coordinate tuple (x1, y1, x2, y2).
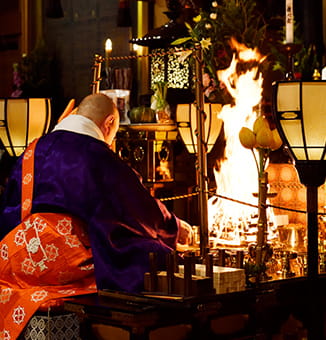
(64, 275, 326, 340)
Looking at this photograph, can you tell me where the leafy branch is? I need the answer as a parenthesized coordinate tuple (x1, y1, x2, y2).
(172, 0, 267, 103)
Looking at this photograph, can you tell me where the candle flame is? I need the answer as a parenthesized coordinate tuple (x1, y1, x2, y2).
(105, 38, 112, 52)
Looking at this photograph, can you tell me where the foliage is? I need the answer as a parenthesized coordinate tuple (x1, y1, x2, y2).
(269, 22, 319, 80)
(172, 0, 267, 103)
(12, 40, 54, 98)
(151, 81, 172, 123)
(151, 81, 169, 111)
(296, 45, 319, 80)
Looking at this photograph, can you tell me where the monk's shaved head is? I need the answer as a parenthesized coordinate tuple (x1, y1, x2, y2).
(77, 93, 118, 126)
(76, 93, 120, 146)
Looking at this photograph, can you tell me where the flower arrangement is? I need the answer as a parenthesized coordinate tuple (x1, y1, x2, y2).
(238, 116, 283, 178)
(150, 81, 172, 123)
(239, 116, 283, 279)
(172, 0, 267, 103)
(11, 62, 24, 98)
(270, 32, 319, 80)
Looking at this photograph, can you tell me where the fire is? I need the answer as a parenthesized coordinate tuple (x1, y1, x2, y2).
(208, 38, 274, 247)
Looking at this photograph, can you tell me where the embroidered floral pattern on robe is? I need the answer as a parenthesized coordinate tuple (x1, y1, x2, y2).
(0, 140, 96, 340)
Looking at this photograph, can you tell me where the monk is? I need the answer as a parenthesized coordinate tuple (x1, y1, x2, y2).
(0, 93, 192, 339)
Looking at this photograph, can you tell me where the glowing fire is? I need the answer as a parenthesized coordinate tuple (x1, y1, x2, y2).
(208, 38, 275, 247)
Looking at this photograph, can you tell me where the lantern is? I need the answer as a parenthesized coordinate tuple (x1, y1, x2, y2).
(272, 81, 326, 176)
(273, 81, 326, 281)
(176, 103, 223, 154)
(273, 80, 326, 339)
(0, 98, 51, 157)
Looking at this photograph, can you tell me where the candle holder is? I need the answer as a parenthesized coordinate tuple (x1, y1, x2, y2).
(280, 43, 302, 80)
(91, 54, 104, 94)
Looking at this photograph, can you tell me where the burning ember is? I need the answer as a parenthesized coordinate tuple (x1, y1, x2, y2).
(208, 38, 277, 247)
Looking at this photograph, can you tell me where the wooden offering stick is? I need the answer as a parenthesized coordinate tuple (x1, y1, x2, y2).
(184, 252, 195, 296)
(236, 250, 244, 269)
(166, 252, 175, 294)
(149, 252, 158, 292)
(218, 249, 226, 266)
(189, 251, 196, 275)
(173, 251, 179, 273)
(205, 252, 214, 279)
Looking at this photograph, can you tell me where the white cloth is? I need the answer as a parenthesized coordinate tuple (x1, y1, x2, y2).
(52, 114, 105, 142)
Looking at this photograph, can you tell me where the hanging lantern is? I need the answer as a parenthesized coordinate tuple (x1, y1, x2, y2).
(176, 103, 223, 153)
(0, 98, 51, 157)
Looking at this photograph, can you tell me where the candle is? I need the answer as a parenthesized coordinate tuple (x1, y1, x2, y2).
(105, 38, 112, 88)
(105, 38, 112, 69)
(285, 0, 294, 43)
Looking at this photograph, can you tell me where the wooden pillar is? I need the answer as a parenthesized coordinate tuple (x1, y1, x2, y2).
(135, 1, 149, 96)
(20, 0, 29, 54)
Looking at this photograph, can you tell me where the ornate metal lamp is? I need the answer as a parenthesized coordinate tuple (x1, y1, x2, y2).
(0, 98, 51, 157)
(272, 80, 326, 281)
(175, 46, 223, 257)
(130, 0, 193, 94)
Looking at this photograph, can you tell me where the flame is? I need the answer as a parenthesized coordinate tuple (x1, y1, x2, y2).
(208, 38, 273, 247)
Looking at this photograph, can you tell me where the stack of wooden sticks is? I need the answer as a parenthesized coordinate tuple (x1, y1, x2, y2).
(144, 251, 216, 297)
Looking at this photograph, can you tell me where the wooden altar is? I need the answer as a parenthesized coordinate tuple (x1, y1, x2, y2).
(64, 275, 326, 340)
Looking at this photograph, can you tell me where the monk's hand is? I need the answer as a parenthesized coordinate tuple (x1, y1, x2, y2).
(177, 219, 193, 245)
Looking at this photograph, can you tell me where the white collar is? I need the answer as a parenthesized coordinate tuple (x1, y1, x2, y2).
(52, 114, 105, 142)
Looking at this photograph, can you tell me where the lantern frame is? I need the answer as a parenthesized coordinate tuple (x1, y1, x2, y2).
(272, 80, 326, 187)
(272, 80, 326, 289)
(0, 98, 51, 158)
(176, 103, 223, 154)
(273, 80, 326, 340)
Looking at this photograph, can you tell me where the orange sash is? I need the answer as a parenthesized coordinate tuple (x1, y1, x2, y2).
(0, 139, 96, 340)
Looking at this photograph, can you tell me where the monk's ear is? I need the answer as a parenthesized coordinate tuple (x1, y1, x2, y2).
(104, 114, 115, 127)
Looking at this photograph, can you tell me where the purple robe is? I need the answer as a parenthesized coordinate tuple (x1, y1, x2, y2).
(0, 131, 180, 292)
